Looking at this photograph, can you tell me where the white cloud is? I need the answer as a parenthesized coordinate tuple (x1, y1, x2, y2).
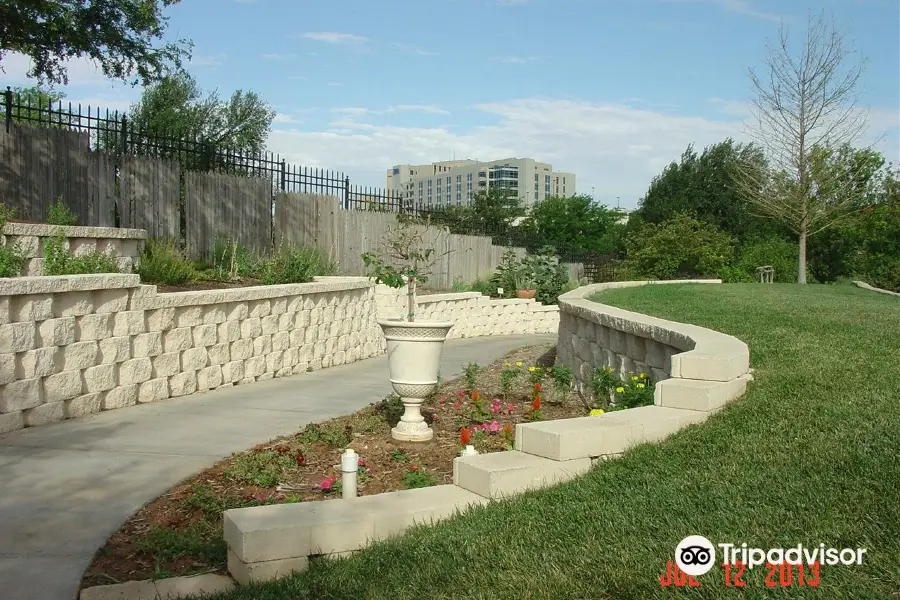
(302, 32, 367, 44)
(1, 52, 113, 88)
(190, 53, 227, 67)
(391, 105, 451, 115)
(662, 0, 784, 22)
(389, 42, 439, 56)
(265, 97, 898, 210)
(287, 75, 307, 81)
(495, 55, 539, 64)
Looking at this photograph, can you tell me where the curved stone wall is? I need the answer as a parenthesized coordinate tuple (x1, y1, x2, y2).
(557, 280, 751, 412)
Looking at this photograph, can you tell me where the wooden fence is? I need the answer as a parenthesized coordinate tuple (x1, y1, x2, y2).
(0, 123, 584, 287)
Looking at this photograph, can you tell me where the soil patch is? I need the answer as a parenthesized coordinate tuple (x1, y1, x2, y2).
(80, 343, 591, 588)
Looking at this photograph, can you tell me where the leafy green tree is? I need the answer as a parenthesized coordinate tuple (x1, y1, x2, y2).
(519, 195, 623, 259)
(0, 0, 190, 86)
(623, 213, 736, 280)
(427, 187, 525, 242)
(7, 86, 76, 126)
(636, 138, 773, 241)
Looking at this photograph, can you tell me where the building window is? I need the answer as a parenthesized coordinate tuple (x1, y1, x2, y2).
(478, 171, 486, 178)
(427, 180, 432, 188)
(534, 173, 539, 182)
(446, 176, 451, 185)
(457, 174, 462, 184)
(456, 192, 462, 204)
(446, 193, 451, 203)
(467, 173, 473, 181)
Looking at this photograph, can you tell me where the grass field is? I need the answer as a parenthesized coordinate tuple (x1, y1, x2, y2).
(207, 283, 900, 600)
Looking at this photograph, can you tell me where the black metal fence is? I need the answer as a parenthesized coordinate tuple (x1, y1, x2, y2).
(2, 86, 406, 212)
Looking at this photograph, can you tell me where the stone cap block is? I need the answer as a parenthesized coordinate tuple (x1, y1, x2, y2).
(452, 450, 590, 499)
(654, 375, 749, 412)
(418, 291, 484, 303)
(4, 222, 147, 239)
(0, 274, 141, 296)
(142, 279, 372, 309)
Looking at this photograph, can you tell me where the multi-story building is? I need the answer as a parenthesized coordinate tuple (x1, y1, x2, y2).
(386, 158, 577, 210)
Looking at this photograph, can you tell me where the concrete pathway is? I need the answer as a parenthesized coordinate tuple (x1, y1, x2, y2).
(0, 335, 553, 600)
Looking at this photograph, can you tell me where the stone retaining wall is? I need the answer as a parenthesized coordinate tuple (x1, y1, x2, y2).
(2, 222, 146, 276)
(0, 275, 381, 434)
(557, 280, 751, 411)
(374, 285, 559, 338)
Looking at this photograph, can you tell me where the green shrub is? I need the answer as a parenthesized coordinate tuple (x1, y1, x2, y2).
(623, 213, 735, 280)
(46, 198, 78, 226)
(521, 246, 570, 305)
(43, 233, 120, 275)
(470, 277, 497, 297)
(260, 244, 337, 285)
(735, 236, 801, 283)
(489, 249, 520, 298)
(136, 239, 196, 286)
(0, 204, 25, 277)
(211, 236, 261, 280)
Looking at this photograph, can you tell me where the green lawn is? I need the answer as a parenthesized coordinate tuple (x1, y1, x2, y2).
(207, 283, 900, 600)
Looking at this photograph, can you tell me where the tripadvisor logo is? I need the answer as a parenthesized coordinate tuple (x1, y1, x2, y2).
(675, 535, 716, 576)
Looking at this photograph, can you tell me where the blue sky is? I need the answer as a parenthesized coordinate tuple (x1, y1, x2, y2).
(4, 0, 899, 210)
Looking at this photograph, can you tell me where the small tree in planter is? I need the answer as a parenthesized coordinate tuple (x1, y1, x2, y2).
(361, 216, 455, 442)
(361, 216, 439, 322)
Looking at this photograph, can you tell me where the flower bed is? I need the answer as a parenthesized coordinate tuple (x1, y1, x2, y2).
(81, 343, 607, 588)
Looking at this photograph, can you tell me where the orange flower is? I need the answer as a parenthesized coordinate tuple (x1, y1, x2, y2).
(503, 423, 513, 435)
(532, 394, 541, 411)
(460, 427, 472, 445)
(534, 381, 541, 393)
(472, 391, 480, 401)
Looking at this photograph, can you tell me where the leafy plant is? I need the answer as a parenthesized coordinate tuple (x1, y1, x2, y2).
(500, 364, 519, 398)
(402, 465, 436, 489)
(211, 236, 260, 281)
(43, 233, 120, 275)
(224, 450, 294, 487)
(134, 522, 226, 564)
(360, 216, 450, 322)
(489, 248, 520, 298)
(136, 238, 195, 285)
(260, 243, 337, 285)
(46, 197, 78, 226)
(521, 246, 570, 304)
(298, 422, 353, 448)
(590, 367, 655, 411)
(373, 394, 405, 428)
(0, 204, 25, 277)
(463, 362, 481, 389)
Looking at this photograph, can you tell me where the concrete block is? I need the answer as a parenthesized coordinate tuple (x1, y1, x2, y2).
(79, 579, 158, 600)
(98, 337, 131, 364)
(112, 310, 146, 337)
(139, 378, 170, 404)
(169, 371, 197, 397)
(654, 376, 749, 412)
(222, 360, 244, 383)
(175, 306, 203, 327)
(0, 410, 24, 434)
(132, 332, 163, 358)
(55, 291, 94, 318)
(83, 363, 117, 393)
(59, 340, 99, 371)
(93, 289, 130, 313)
(207, 342, 230, 366)
(70, 238, 98, 256)
(75, 314, 111, 341)
(224, 499, 376, 564)
(146, 308, 176, 332)
(119, 357, 152, 385)
(227, 550, 308, 586)
(43, 370, 84, 402)
(11, 293, 54, 321)
(154, 573, 236, 599)
(38, 317, 76, 347)
(197, 365, 223, 390)
(250, 300, 272, 318)
(0, 322, 36, 353)
(453, 450, 591, 499)
(253, 335, 272, 357)
(218, 321, 241, 343)
(102, 385, 138, 409)
(363, 485, 488, 542)
(163, 327, 193, 353)
(0, 353, 14, 385)
(0, 378, 42, 412)
(181, 347, 208, 371)
(671, 350, 750, 382)
(192, 323, 217, 347)
(261, 315, 278, 335)
(240, 318, 262, 339)
(16, 347, 59, 379)
(24, 400, 65, 426)
(226, 302, 249, 321)
(230, 339, 254, 360)
(151, 352, 180, 378)
(65, 392, 102, 419)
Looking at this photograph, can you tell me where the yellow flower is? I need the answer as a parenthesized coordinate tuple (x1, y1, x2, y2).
(505, 362, 511, 367)
(631, 376, 638, 382)
(637, 383, 645, 389)
(515, 361, 523, 367)
(615, 387, 625, 394)
(639, 372, 647, 379)
(606, 367, 613, 373)
(528, 366, 536, 372)
(589, 409, 605, 417)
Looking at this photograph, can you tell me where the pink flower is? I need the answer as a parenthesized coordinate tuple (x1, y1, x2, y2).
(452, 401, 463, 409)
(490, 399, 502, 414)
(505, 403, 516, 415)
(439, 395, 446, 404)
(320, 475, 337, 492)
(457, 390, 465, 398)
(255, 493, 266, 502)
(357, 458, 368, 468)
(485, 420, 502, 433)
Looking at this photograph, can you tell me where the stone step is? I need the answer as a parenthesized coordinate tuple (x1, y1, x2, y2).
(224, 484, 487, 584)
(654, 375, 749, 412)
(452, 450, 591, 499)
(515, 405, 709, 461)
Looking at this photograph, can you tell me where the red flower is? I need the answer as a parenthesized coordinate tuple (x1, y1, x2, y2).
(532, 394, 541, 411)
(409, 464, 419, 472)
(439, 395, 446, 404)
(296, 452, 305, 465)
(472, 391, 480, 401)
(357, 457, 368, 468)
(534, 382, 541, 392)
(460, 427, 472, 445)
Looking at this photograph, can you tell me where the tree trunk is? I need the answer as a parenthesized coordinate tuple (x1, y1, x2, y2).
(797, 227, 808, 284)
(407, 278, 416, 322)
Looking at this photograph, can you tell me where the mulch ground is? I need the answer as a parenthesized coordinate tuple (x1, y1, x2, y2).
(80, 343, 590, 589)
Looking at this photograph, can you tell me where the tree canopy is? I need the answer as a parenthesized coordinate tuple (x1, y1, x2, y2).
(0, 0, 190, 86)
(519, 194, 623, 258)
(122, 70, 275, 156)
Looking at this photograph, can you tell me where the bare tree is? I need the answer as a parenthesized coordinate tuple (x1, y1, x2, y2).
(737, 10, 869, 283)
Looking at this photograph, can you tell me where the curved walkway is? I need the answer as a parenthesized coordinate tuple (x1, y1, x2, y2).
(0, 334, 554, 600)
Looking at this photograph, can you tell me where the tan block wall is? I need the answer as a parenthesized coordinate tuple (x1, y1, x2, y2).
(2, 223, 147, 276)
(374, 286, 560, 338)
(0, 275, 381, 434)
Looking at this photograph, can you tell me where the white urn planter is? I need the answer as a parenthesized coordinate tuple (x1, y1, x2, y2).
(379, 318, 454, 442)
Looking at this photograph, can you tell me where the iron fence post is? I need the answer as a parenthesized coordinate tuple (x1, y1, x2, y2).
(4, 86, 12, 133)
(121, 115, 128, 156)
(344, 176, 350, 210)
